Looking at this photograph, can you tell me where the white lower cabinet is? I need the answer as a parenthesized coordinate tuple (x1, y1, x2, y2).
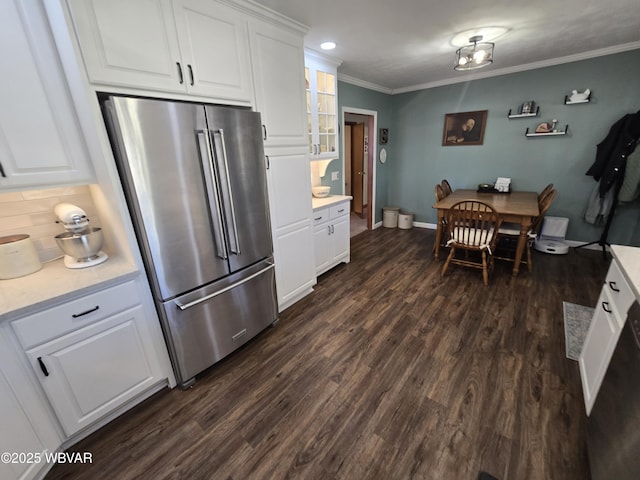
(579, 259, 634, 414)
(26, 306, 158, 436)
(265, 152, 316, 310)
(313, 201, 350, 275)
(0, 329, 60, 480)
(11, 279, 170, 437)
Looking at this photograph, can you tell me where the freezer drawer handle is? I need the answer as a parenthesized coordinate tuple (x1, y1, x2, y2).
(37, 357, 49, 377)
(175, 263, 274, 311)
(232, 329, 247, 341)
(213, 129, 241, 255)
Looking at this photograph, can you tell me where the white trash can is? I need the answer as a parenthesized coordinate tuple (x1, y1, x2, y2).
(382, 207, 400, 228)
(398, 211, 414, 229)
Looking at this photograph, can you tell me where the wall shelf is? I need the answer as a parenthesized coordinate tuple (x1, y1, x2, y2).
(564, 95, 591, 105)
(525, 125, 569, 137)
(508, 106, 540, 118)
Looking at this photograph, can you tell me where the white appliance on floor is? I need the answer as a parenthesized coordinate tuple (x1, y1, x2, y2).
(534, 216, 569, 254)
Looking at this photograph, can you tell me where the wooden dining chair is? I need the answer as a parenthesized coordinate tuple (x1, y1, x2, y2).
(441, 179, 452, 196)
(495, 188, 557, 272)
(539, 183, 554, 202)
(441, 200, 502, 285)
(434, 184, 449, 251)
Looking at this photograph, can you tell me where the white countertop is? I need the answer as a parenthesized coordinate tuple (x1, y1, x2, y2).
(0, 255, 139, 321)
(312, 194, 353, 210)
(611, 245, 640, 301)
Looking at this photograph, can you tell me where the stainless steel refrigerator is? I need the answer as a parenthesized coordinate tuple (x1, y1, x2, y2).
(102, 95, 278, 388)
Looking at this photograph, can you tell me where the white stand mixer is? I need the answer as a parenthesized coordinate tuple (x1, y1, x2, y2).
(54, 203, 109, 268)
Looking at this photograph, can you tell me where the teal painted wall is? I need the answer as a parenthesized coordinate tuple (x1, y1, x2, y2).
(337, 49, 640, 245)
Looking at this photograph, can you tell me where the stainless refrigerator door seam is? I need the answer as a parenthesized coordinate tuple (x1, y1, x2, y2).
(175, 262, 274, 311)
(212, 129, 241, 255)
(197, 130, 228, 260)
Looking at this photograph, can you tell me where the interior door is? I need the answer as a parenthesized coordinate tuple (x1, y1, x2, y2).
(352, 123, 365, 216)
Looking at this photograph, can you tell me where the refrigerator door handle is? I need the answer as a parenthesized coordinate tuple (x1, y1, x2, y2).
(212, 129, 241, 255)
(197, 130, 228, 260)
(174, 262, 274, 311)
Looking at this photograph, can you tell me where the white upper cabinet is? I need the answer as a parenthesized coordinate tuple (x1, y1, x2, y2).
(305, 50, 342, 159)
(249, 19, 307, 149)
(0, 0, 94, 190)
(67, 0, 254, 103)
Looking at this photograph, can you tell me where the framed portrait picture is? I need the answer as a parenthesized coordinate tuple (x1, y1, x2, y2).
(442, 110, 488, 146)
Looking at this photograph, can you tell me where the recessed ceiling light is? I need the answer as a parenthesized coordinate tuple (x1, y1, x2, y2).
(320, 42, 336, 50)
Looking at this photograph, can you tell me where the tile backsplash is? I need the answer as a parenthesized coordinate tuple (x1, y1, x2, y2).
(0, 186, 100, 262)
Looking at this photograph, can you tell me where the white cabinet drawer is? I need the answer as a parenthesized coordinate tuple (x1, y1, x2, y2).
(11, 281, 139, 349)
(330, 202, 349, 219)
(313, 208, 330, 225)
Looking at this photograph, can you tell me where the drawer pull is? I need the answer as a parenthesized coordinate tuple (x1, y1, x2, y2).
(314, 216, 323, 221)
(608, 281, 620, 292)
(37, 357, 49, 377)
(72, 305, 100, 318)
(337, 208, 345, 213)
(602, 302, 612, 314)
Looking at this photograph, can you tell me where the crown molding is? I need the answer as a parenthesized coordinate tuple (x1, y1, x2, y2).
(391, 42, 640, 94)
(337, 73, 393, 94)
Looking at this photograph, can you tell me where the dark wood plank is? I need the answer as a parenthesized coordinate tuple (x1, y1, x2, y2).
(46, 227, 607, 480)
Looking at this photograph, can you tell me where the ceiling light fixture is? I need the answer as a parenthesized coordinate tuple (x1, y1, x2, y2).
(320, 41, 336, 50)
(454, 35, 494, 71)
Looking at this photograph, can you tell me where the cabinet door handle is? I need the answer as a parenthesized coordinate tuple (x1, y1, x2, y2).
(262, 125, 267, 141)
(331, 225, 335, 234)
(188, 64, 194, 86)
(176, 62, 184, 84)
(602, 301, 612, 314)
(0, 161, 5, 177)
(265, 155, 270, 170)
(608, 281, 620, 292)
(72, 305, 99, 318)
(37, 357, 49, 377)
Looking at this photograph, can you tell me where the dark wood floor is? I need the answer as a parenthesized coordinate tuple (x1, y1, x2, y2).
(46, 227, 608, 480)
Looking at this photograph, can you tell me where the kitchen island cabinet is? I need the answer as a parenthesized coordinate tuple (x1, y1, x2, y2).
(312, 196, 351, 275)
(0, 0, 94, 191)
(67, 0, 254, 103)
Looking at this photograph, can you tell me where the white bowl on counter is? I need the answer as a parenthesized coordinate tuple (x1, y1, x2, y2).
(312, 186, 331, 198)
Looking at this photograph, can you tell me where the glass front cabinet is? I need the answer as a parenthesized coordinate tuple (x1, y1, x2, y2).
(305, 50, 341, 160)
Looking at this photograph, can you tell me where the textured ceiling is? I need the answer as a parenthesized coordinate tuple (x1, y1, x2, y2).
(251, 0, 640, 92)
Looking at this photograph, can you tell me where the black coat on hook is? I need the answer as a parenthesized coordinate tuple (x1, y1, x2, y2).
(586, 110, 640, 197)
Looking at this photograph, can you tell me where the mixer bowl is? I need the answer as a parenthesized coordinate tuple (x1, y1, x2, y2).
(55, 227, 104, 260)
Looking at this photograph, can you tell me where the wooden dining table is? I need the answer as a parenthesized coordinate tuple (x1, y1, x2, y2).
(432, 189, 540, 276)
